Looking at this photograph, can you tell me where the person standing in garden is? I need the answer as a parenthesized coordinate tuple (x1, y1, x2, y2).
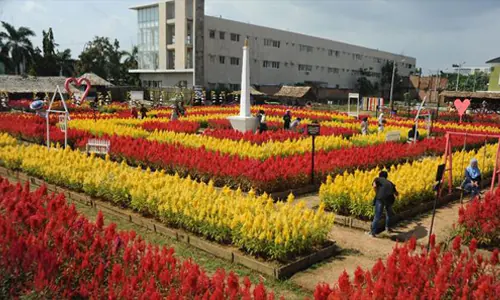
(290, 117, 302, 131)
(360, 117, 368, 135)
(140, 104, 148, 119)
(258, 110, 268, 132)
(131, 106, 138, 119)
(368, 170, 398, 237)
(462, 158, 481, 199)
(377, 113, 385, 132)
(407, 125, 420, 142)
(283, 110, 292, 129)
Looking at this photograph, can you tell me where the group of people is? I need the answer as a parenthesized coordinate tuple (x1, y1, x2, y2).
(130, 101, 186, 120)
(282, 110, 302, 131)
(368, 157, 482, 238)
(130, 104, 149, 119)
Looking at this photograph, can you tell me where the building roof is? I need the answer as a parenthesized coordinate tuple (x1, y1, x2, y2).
(129, 2, 160, 10)
(0, 75, 80, 94)
(79, 72, 114, 87)
(231, 86, 266, 96)
(440, 90, 500, 100)
(486, 57, 500, 64)
(274, 86, 312, 98)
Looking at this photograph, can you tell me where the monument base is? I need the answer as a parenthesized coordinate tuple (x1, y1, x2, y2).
(227, 115, 259, 133)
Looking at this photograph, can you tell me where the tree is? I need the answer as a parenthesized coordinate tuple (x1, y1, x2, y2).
(122, 46, 140, 86)
(55, 49, 74, 77)
(76, 36, 138, 85)
(0, 21, 35, 74)
(356, 76, 376, 98)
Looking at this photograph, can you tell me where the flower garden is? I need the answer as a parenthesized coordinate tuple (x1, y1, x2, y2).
(1, 100, 499, 298)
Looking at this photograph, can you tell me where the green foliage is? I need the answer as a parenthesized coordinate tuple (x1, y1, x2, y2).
(441, 71, 489, 92)
(0, 21, 35, 75)
(76, 36, 139, 86)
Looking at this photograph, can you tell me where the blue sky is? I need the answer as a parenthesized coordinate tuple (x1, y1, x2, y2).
(1, 0, 499, 73)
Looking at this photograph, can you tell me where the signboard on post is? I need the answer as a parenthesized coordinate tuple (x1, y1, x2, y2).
(307, 123, 320, 185)
(385, 131, 401, 142)
(307, 124, 320, 136)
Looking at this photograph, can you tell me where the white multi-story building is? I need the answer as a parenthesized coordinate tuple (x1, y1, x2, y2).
(129, 0, 416, 90)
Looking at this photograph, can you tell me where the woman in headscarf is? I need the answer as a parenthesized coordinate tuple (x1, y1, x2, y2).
(462, 158, 481, 199)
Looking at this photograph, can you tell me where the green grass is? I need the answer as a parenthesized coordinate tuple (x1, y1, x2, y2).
(67, 198, 311, 299)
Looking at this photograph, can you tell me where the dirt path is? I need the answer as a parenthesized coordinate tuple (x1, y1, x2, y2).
(290, 192, 475, 291)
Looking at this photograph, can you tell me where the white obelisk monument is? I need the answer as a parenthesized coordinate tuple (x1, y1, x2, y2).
(228, 38, 258, 132)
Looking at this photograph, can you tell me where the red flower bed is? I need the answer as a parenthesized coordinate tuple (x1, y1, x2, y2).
(142, 120, 200, 134)
(457, 188, 500, 248)
(74, 134, 488, 193)
(203, 129, 303, 144)
(0, 178, 276, 299)
(314, 236, 500, 299)
(207, 119, 232, 129)
(0, 113, 90, 146)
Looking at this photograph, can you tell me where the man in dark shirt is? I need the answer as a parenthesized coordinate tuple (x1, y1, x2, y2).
(368, 171, 398, 237)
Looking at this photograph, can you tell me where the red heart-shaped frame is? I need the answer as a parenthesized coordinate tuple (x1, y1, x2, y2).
(454, 98, 470, 117)
(65, 77, 92, 102)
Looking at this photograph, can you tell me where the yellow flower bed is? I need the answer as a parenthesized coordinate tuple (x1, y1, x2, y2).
(320, 143, 497, 218)
(68, 118, 352, 159)
(0, 142, 334, 260)
(0, 133, 17, 147)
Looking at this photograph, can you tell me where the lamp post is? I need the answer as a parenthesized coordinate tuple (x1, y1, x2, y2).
(453, 62, 465, 91)
(389, 58, 405, 111)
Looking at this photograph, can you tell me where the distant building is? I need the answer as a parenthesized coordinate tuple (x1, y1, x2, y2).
(129, 0, 416, 90)
(409, 75, 448, 103)
(486, 57, 500, 91)
(456, 66, 491, 76)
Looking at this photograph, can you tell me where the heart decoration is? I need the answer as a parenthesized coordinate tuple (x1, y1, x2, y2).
(65, 77, 92, 102)
(454, 98, 470, 123)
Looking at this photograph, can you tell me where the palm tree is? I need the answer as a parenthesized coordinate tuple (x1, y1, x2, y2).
(122, 46, 139, 68)
(56, 48, 73, 76)
(0, 21, 35, 75)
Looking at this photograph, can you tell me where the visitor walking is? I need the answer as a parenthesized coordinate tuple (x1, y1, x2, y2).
(368, 171, 398, 237)
(462, 158, 481, 199)
(178, 101, 186, 116)
(360, 117, 368, 135)
(140, 104, 148, 119)
(258, 110, 268, 132)
(377, 113, 385, 132)
(283, 110, 292, 129)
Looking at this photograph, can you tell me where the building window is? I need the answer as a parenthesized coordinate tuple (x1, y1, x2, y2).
(328, 49, 333, 56)
(209, 54, 215, 63)
(328, 67, 339, 74)
(264, 38, 280, 48)
(298, 64, 312, 72)
(219, 31, 225, 40)
(219, 56, 225, 64)
(230, 33, 240, 42)
(209, 30, 215, 39)
(262, 60, 280, 69)
(230, 57, 240, 66)
(299, 44, 313, 52)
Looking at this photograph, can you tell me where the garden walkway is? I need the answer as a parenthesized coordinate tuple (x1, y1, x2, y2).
(290, 192, 475, 291)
